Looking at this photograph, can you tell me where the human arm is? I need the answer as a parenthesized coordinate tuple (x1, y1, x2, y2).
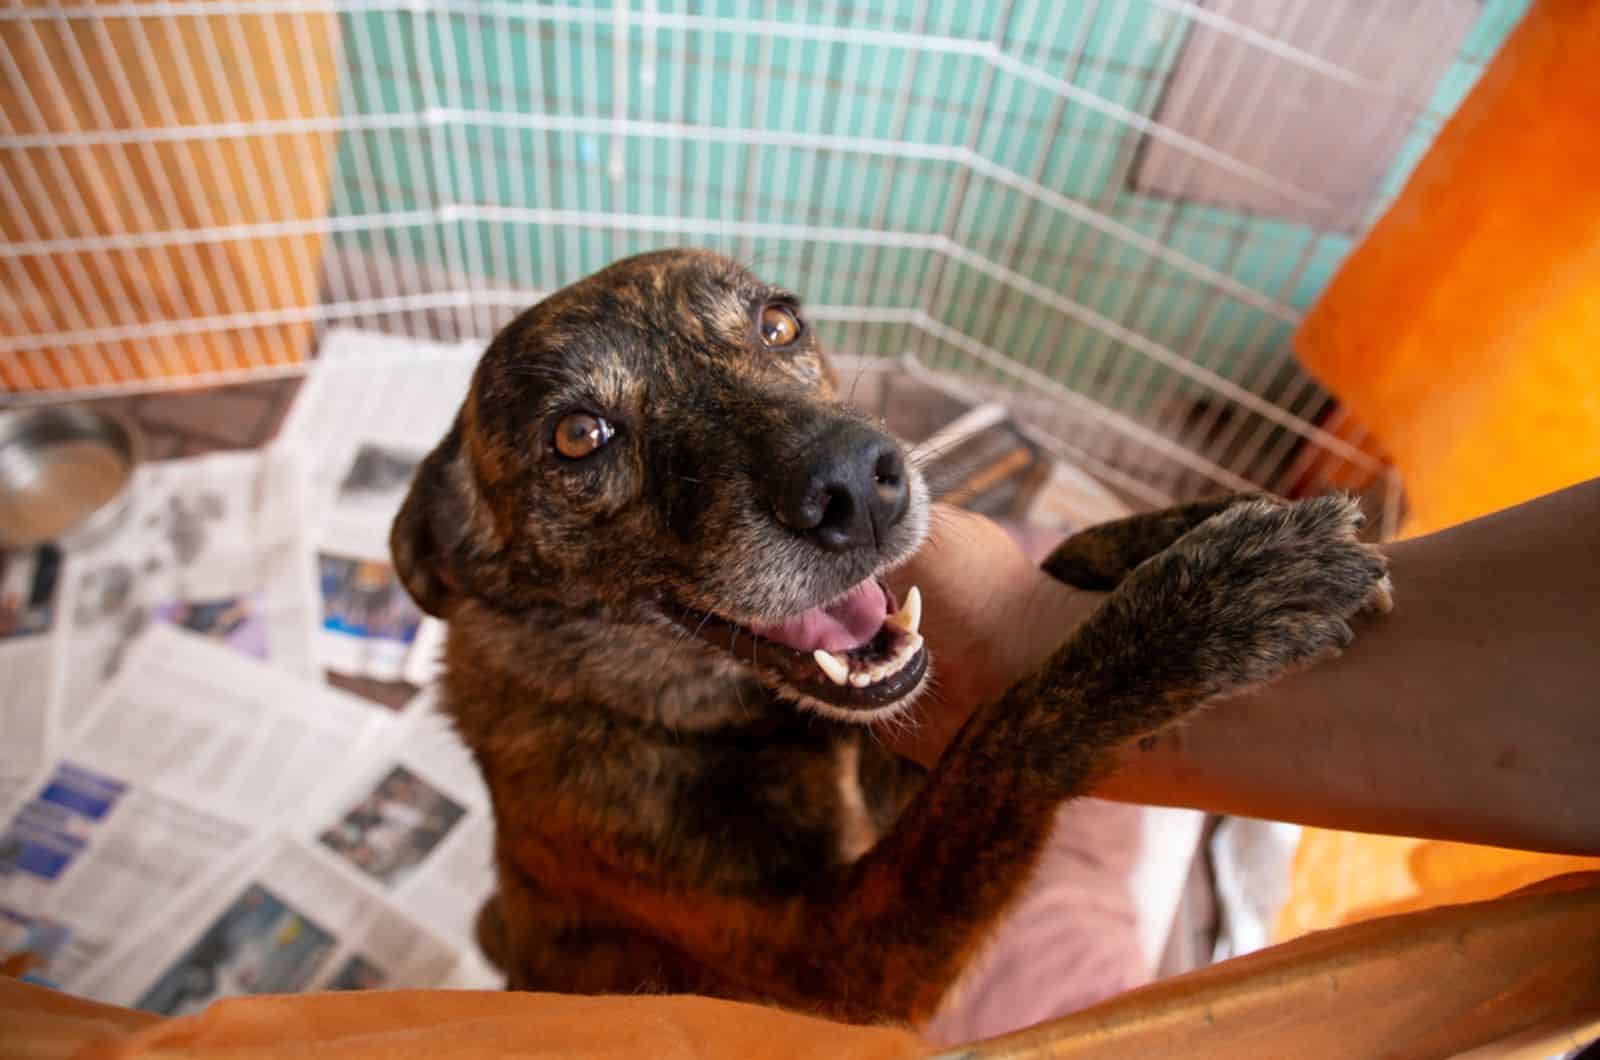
(884, 479, 1600, 856)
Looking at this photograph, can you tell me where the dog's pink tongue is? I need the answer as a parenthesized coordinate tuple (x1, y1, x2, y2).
(752, 578, 888, 654)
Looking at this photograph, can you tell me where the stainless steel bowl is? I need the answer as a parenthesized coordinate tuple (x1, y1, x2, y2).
(0, 405, 140, 551)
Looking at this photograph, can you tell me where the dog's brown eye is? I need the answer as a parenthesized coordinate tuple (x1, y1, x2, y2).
(554, 413, 614, 460)
(759, 304, 801, 348)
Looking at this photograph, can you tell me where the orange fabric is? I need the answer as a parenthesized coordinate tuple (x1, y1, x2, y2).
(8, 875, 1598, 1060)
(1278, 834, 1600, 939)
(0, 975, 160, 1060)
(1284, 0, 1600, 938)
(0, 980, 927, 1060)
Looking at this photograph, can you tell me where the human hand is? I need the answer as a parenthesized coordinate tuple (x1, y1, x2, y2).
(880, 505, 1104, 766)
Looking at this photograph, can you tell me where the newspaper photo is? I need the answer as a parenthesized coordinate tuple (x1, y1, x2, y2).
(312, 510, 438, 685)
(0, 546, 62, 813)
(47, 448, 320, 740)
(138, 881, 338, 1012)
(300, 691, 500, 986)
(80, 833, 461, 1012)
(0, 626, 390, 991)
(276, 329, 478, 687)
(0, 544, 59, 641)
(275, 328, 478, 529)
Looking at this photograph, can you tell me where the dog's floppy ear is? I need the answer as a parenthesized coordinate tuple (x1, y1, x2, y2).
(390, 430, 471, 618)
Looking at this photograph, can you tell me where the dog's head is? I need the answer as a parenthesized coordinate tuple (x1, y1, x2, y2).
(392, 249, 930, 722)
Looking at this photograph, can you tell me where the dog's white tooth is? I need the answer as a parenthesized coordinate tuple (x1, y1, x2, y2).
(874, 635, 920, 681)
(886, 585, 923, 637)
(813, 649, 850, 686)
(850, 671, 873, 688)
(877, 653, 899, 681)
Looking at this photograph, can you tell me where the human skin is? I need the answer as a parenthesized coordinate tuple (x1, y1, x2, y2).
(883, 478, 1600, 857)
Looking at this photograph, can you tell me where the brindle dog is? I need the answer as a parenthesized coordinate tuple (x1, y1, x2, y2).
(390, 248, 1392, 1026)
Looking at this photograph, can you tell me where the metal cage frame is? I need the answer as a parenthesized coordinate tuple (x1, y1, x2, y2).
(0, 0, 1532, 527)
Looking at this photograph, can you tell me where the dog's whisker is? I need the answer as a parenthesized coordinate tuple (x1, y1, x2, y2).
(691, 608, 715, 640)
(740, 248, 796, 275)
(649, 603, 711, 688)
(844, 354, 873, 408)
(907, 432, 979, 469)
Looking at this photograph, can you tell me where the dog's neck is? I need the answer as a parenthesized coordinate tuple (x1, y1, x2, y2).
(440, 596, 786, 737)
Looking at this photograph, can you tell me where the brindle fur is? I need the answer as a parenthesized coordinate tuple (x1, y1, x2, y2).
(391, 249, 1391, 1025)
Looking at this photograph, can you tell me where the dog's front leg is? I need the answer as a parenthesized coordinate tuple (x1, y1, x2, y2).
(539, 496, 1389, 1024)
(1041, 490, 1271, 590)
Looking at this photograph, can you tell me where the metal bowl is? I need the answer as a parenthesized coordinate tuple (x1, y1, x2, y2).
(0, 405, 140, 551)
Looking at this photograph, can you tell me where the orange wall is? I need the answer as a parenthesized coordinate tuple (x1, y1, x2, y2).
(1283, 0, 1600, 936)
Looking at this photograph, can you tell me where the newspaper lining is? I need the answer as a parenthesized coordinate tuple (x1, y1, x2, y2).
(2, 546, 65, 812)
(276, 330, 478, 687)
(80, 833, 462, 1011)
(1, 331, 506, 1009)
(63, 685, 504, 1007)
(298, 691, 502, 987)
(1, 627, 388, 990)
(46, 448, 321, 741)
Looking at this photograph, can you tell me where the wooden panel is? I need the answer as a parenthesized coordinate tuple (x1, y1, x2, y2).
(1, 1, 339, 391)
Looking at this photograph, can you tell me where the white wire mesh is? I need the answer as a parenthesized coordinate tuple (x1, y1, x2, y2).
(0, 0, 1532, 524)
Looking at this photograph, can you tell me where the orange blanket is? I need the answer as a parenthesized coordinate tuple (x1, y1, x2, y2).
(1283, 0, 1600, 936)
(0, 980, 925, 1060)
(7, 875, 1599, 1060)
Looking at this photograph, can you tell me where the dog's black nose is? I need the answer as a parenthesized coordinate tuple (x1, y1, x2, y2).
(772, 424, 909, 552)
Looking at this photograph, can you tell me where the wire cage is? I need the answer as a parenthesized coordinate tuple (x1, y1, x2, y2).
(0, 0, 1532, 528)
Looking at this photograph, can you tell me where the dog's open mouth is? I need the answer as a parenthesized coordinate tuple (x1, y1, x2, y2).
(672, 579, 929, 713)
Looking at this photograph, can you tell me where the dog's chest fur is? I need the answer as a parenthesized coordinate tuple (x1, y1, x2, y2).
(441, 599, 921, 913)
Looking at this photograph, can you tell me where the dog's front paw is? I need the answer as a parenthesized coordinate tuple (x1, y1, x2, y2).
(1110, 494, 1392, 702)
